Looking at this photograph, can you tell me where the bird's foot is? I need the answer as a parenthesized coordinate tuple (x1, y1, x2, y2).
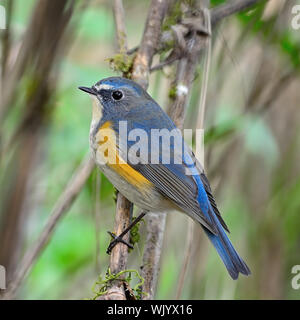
(106, 211, 148, 254)
(106, 231, 133, 254)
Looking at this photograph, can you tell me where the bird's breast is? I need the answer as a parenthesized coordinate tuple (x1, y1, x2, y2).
(89, 120, 168, 212)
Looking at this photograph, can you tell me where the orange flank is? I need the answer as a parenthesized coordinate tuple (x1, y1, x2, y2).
(97, 121, 153, 189)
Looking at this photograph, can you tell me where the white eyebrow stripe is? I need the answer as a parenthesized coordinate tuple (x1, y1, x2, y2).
(94, 83, 113, 91)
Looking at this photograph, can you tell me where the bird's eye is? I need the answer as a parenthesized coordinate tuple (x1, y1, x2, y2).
(112, 90, 123, 101)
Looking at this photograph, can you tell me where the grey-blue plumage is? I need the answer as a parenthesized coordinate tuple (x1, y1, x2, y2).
(79, 77, 251, 279)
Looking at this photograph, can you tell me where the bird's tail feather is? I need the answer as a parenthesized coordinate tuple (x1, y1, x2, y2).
(204, 210, 251, 280)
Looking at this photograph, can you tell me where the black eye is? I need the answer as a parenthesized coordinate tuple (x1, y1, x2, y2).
(112, 90, 123, 101)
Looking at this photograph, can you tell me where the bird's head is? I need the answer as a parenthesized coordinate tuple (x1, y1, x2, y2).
(79, 77, 151, 123)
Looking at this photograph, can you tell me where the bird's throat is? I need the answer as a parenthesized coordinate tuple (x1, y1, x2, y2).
(91, 96, 103, 125)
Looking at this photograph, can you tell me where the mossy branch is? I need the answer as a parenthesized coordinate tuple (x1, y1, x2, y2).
(106, 53, 135, 78)
(92, 268, 146, 300)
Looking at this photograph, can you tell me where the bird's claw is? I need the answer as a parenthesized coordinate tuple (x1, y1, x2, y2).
(106, 231, 133, 254)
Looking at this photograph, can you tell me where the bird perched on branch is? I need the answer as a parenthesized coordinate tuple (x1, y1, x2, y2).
(79, 77, 250, 280)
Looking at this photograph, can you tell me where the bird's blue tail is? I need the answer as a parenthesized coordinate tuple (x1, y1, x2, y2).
(204, 209, 251, 280)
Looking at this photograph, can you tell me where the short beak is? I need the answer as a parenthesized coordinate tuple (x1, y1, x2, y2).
(78, 86, 97, 95)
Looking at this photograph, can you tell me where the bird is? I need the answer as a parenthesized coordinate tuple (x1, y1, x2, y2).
(79, 76, 251, 280)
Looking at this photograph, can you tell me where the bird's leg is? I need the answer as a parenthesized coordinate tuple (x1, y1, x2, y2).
(106, 210, 148, 254)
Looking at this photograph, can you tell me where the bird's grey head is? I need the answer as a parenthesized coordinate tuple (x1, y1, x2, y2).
(78, 77, 151, 114)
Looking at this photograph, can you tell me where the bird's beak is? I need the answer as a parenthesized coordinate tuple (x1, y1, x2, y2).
(78, 86, 97, 95)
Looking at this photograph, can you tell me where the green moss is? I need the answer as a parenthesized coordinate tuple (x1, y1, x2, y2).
(24, 74, 40, 101)
(168, 85, 177, 100)
(183, 0, 197, 7)
(91, 268, 146, 300)
(106, 53, 134, 77)
(162, 1, 183, 32)
(129, 216, 144, 249)
(157, 39, 175, 55)
(113, 188, 118, 203)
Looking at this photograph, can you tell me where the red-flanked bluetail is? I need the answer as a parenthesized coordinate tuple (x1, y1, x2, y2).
(79, 77, 251, 279)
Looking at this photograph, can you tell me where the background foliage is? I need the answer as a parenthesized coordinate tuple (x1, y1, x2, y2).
(0, 0, 300, 299)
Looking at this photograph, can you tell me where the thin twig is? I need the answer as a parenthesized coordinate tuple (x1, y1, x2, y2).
(211, 0, 261, 26)
(176, 1, 260, 298)
(175, 219, 194, 299)
(150, 55, 180, 72)
(167, 2, 208, 299)
(94, 171, 102, 273)
(1, 156, 95, 300)
(131, 0, 169, 88)
(113, 0, 128, 53)
(127, 46, 138, 55)
(141, 211, 167, 299)
(197, 8, 212, 131)
(130, 0, 261, 70)
(176, 5, 212, 300)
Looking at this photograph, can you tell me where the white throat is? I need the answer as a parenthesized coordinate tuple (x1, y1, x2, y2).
(90, 96, 103, 129)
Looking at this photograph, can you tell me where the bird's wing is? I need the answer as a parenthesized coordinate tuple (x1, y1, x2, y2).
(190, 150, 230, 233)
(134, 161, 219, 234)
(123, 133, 225, 234)
(114, 109, 229, 234)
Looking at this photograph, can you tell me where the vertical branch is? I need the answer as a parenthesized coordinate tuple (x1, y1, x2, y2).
(141, 211, 166, 300)
(175, 219, 194, 299)
(196, 8, 212, 131)
(174, 0, 259, 298)
(94, 171, 102, 273)
(175, 2, 211, 299)
(142, 2, 210, 299)
(131, 0, 168, 88)
(100, 0, 169, 301)
(99, 0, 133, 301)
(113, 0, 128, 53)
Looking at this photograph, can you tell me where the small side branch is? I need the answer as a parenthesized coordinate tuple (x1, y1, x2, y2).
(132, 0, 169, 88)
(176, 2, 213, 299)
(130, 0, 261, 73)
(167, 2, 210, 300)
(211, 0, 261, 26)
(113, 0, 128, 53)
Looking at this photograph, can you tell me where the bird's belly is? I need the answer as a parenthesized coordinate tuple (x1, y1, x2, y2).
(90, 141, 169, 212)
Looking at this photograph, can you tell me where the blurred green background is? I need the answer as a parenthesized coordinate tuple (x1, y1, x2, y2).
(0, 0, 300, 299)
